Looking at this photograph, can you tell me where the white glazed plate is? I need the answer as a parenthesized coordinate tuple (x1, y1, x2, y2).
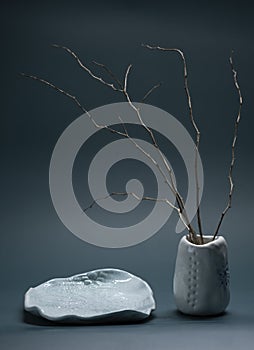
(24, 268, 155, 323)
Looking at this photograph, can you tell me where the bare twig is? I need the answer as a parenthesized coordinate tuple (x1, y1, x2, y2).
(83, 191, 179, 212)
(122, 64, 197, 239)
(83, 191, 191, 231)
(25, 44, 242, 245)
(141, 82, 162, 103)
(22, 45, 197, 241)
(52, 44, 122, 92)
(117, 117, 197, 233)
(21, 71, 185, 216)
(92, 60, 162, 103)
(52, 45, 177, 192)
(20, 73, 126, 137)
(52, 45, 179, 199)
(21, 72, 182, 208)
(213, 52, 243, 239)
(52, 44, 181, 200)
(20, 73, 88, 113)
(21, 72, 177, 203)
(53, 43, 194, 234)
(143, 44, 203, 243)
(92, 60, 123, 90)
(117, 116, 176, 195)
(122, 67, 177, 199)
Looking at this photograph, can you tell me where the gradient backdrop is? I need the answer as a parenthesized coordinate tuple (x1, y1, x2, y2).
(1, 0, 254, 349)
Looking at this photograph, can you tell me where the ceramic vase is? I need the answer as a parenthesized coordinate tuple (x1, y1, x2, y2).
(173, 235, 230, 316)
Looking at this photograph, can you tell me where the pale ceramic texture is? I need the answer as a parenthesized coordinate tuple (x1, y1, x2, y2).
(173, 235, 230, 316)
(24, 268, 156, 323)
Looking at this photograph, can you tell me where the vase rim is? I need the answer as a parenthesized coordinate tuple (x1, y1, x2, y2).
(183, 235, 226, 247)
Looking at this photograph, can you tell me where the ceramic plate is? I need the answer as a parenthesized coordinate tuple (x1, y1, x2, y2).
(24, 268, 155, 323)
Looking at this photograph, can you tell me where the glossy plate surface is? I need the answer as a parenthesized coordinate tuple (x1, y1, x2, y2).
(24, 268, 155, 323)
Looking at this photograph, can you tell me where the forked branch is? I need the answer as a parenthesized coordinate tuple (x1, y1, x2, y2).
(122, 64, 197, 240)
(52, 44, 122, 92)
(21, 70, 194, 233)
(83, 191, 191, 232)
(20, 73, 126, 137)
(92, 60, 123, 90)
(51, 44, 196, 239)
(52, 45, 179, 197)
(20, 72, 174, 200)
(22, 44, 243, 245)
(143, 44, 203, 243)
(92, 60, 162, 102)
(83, 191, 179, 212)
(213, 52, 243, 239)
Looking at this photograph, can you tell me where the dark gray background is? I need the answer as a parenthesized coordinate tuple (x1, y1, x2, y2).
(1, 0, 254, 349)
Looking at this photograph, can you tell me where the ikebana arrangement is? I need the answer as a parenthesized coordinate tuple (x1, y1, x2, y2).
(22, 44, 242, 319)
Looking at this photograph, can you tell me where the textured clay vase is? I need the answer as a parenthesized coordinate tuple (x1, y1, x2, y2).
(173, 235, 230, 316)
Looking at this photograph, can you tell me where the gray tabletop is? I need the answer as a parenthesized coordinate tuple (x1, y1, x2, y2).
(1, 289, 254, 350)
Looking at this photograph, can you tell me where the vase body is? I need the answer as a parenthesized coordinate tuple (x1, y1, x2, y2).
(173, 235, 230, 316)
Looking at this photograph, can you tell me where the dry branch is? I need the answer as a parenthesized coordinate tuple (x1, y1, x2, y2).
(83, 191, 191, 232)
(20, 73, 125, 137)
(143, 44, 203, 243)
(92, 60, 123, 90)
(52, 44, 179, 198)
(141, 82, 162, 103)
(20, 72, 176, 206)
(21, 70, 194, 231)
(21, 44, 243, 245)
(83, 191, 179, 212)
(92, 60, 162, 103)
(51, 44, 197, 238)
(213, 52, 243, 239)
(52, 44, 122, 92)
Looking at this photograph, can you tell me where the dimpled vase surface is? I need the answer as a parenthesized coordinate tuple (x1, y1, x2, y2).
(24, 268, 155, 323)
(173, 235, 230, 316)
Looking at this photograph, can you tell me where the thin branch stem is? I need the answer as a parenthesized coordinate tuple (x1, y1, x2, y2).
(52, 44, 122, 92)
(53, 43, 194, 235)
(117, 117, 197, 234)
(117, 116, 176, 197)
(141, 82, 162, 103)
(143, 43, 203, 243)
(83, 191, 190, 231)
(92, 60, 123, 90)
(53, 44, 181, 206)
(21, 71, 181, 207)
(213, 51, 243, 239)
(20, 73, 88, 113)
(92, 60, 162, 103)
(21, 72, 186, 221)
(117, 116, 193, 232)
(20, 73, 126, 137)
(123, 67, 177, 198)
(83, 191, 179, 212)
(22, 45, 198, 240)
(122, 64, 196, 238)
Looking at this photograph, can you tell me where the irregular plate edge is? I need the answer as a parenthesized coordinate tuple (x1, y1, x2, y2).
(24, 268, 156, 322)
